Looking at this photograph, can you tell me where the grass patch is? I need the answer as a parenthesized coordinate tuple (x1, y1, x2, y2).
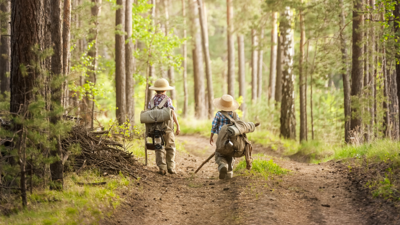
(0, 170, 133, 225)
(180, 118, 211, 137)
(235, 154, 289, 180)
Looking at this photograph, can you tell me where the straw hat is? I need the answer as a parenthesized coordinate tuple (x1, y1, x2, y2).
(149, 78, 174, 91)
(213, 94, 239, 111)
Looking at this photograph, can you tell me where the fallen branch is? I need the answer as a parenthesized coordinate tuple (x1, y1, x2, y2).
(195, 152, 215, 174)
(76, 182, 107, 186)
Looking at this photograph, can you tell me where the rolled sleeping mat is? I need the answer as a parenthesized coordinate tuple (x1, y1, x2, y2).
(227, 122, 256, 136)
(227, 125, 241, 137)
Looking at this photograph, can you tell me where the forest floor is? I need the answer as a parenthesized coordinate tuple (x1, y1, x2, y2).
(102, 135, 400, 225)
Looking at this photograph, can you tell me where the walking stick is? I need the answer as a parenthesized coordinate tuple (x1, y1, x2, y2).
(195, 152, 215, 174)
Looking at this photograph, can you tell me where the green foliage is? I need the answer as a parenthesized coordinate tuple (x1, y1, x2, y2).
(0, 170, 130, 225)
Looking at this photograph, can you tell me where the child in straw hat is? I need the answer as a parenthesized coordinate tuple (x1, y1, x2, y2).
(148, 78, 180, 175)
(209, 94, 240, 179)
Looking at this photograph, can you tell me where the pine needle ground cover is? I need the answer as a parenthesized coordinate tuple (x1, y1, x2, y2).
(0, 170, 133, 225)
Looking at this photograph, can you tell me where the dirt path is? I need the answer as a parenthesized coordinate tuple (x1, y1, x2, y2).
(103, 135, 394, 225)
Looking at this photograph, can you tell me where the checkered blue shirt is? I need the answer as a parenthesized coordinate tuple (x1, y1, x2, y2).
(148, 94, 175, 110)
(211, 111, 237, 134)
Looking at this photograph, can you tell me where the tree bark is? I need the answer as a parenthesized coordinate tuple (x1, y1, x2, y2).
(279, 7, 296, 140)
(62, 0, 71, 109)
(145, 0, 155, 107)
(191, 0, 205, 119)
(126, 0, 134, 126)
(182, 0, 188, 117)
(251, 29, 258, 101)
(257, 28, 264, 99)
(50, 0, 64, 191)
(197, 0, 213, 118)
(394, 0, 400, 138)
(237, 34, 246, 114)
(164, 0, 175, 101)
(299, 4, 307, 142)
(350, 0, 364, 134)
(226, 0, 235, 97)
(0, 1, 10, 97)
(275, 33, 282, 103)
(339, 0, 351, 143)
(269, 12, 277, 101)
(86, 0, 101, 129)
(370, 0, 375, 138)
(116, 0, 126, 124)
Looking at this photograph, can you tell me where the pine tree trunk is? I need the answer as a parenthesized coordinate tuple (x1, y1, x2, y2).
(238, 34, 246, 114)
(340, 0, 351, 143)
(299, 4, 307, 142)
(62, 0, 71, 109)
(0, 1, 10, 97)
(257, 29, 264, 99)
(275, 33, 282, 103)
(394, 0, 400, 138)
(86, 0, 101, 129)
(370, 0, 376, 138)
(126, 0, 134, 125)
(164, 0, 175, 101)
(251, 29, 258, 101)
(279, 7, 296, 140)
(351, 0, 364, 134)
(116, 0, 126, 124)
(226, 0, 235, 97)
(191, 0, 205, 119)
(269, 12, 277, 101)
(50, 0, 64, 191)
(145, 0, 155, 107)
(197, 0, 213, 118)
(182, 0, 188, 117)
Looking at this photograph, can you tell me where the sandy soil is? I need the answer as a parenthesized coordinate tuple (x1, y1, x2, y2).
(102, 135, 400, 225)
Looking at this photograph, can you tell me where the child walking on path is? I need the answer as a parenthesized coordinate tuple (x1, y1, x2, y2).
(209, 94, 240, 179)
(148, 78, 180, 175)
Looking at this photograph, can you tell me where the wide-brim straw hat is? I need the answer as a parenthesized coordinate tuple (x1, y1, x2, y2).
(213, 94, 239, 111)
(149, 78, 174, 91)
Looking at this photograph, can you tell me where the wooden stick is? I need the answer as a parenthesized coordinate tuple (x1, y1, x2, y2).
(195, 152, 215, 174)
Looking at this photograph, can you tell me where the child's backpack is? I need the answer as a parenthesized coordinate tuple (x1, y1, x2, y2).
(140, 97, 172, 124)
(215, 112, 254, 164)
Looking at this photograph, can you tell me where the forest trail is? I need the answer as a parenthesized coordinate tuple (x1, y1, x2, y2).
(103, 135, 377, 225)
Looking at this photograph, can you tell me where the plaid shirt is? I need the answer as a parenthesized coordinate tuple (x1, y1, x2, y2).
(148, 94, 175, 110)
(211, 111, 237, 134)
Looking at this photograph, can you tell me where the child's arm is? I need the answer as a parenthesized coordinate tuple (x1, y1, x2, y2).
(172, 110, 180, 135)
(210, 133, 214, 146)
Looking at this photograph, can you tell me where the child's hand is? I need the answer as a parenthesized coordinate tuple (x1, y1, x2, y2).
(210, 137, 214, 146)
(175, 125, 181, 135)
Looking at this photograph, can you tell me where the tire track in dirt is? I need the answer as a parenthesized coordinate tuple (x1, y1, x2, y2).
(103, 135, 393, 225)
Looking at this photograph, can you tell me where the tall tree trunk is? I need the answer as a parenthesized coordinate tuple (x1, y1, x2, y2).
(191, 0, 205, 118)
(116, 0, 126, 124)
(370, 0, 376, 138)
(269, 12, 278, 101)
(182, 0, 188, 117)
(197, 0, 213, 118)
(49, 0, 64, 191)
(251, 29, 258, 101)
(394, 0, 400, 138)
(279, 7, 296, 140)
(226, 0, 234, 97)
(145, 0, 155, 107)
(238, 34, 246, 114)
(257, 28, 264, 99)
(351, 0, 364, 135)
(126, 0, 134, 126)
(299, 4, 307, 142)
(275, 33, 282, 103)
(339, 0, 351, 143)
(164, 0, 175, 101)
(364, 1, 370, 142)
(62, 0, 71, 109)
(0, 1, 10, 97)
(86, 0, 101, 129)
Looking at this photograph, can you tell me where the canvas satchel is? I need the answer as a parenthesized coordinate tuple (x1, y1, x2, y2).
(215, 111, 253, 169)
(140, 97, 172, 124)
